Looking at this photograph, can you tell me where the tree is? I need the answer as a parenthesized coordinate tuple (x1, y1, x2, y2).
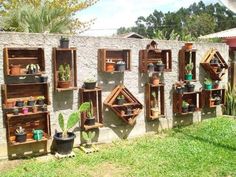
(0, 0, 98, 33)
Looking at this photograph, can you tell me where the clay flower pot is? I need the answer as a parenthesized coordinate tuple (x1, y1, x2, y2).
(185, 43, 193, 50)
(106, 62, 115, 72)
(58, 80, 71, 88)
(10, 65, 21, 75)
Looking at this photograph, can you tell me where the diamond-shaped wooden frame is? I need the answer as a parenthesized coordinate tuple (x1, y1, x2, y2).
(200, 48, 228, 80)
(104, 85, 143, 125)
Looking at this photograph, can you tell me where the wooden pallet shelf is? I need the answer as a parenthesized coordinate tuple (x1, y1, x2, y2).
(104, 85, 143, 125)
(52, 47, 77, 91)
(200, 48, 228, 80)
(145, 83, 165, 120)
(173, 91, 202, 114)
(139, 41, 172, 73)
(3, 47, 46, 84)
(79, 87, 103, 130)
(98, 49, 131, 72)
(179, 48, 197, 82)
(202, 88, 225, 108)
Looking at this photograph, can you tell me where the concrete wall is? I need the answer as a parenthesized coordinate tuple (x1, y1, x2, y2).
(0, 32, 229, 159)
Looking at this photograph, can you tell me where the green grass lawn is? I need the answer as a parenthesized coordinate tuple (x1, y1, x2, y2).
(2, 117, 236, 177)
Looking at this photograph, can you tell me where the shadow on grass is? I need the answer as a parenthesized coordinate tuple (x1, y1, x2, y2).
(173, 128, 236, 152)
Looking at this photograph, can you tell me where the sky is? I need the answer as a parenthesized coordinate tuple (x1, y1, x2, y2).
(78, 0, 219, 36)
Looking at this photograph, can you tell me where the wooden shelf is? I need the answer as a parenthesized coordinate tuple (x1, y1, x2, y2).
(178, 48, 197, 81)
(83, 122, 103, 131)
(8, 137, 48, 146)
(8, 57, 38, 60)
(53, 48, 77, 91)
(7, 111, 49, 119)
(145, 83, 165, 121)
(98, 49, 131, 72)
(104, 85, 143, 125)
(200, 48, 228, 80)
(139, 40, 172, 73)
(79, 87, 103, 129)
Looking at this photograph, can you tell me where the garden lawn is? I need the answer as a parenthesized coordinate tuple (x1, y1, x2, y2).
(1, 117, 236, 177)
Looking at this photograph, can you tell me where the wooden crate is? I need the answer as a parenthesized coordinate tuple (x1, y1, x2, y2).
(6, 112, 50, 146)
(98, 49, 131, 72)
(145, 83, 165, 120)
(1, 83, 50, 109)
(79, 87, 103, 130)
(3, 47, 45, 84)
(202, 88, 225, 108)
(52, 48, 77, 91)
(104, 85, 143, 125)
(178, 49, 197, 82)
(173, 91, 202, 115)
(200, 48, 228, 80)
(139, 41, 172, 73)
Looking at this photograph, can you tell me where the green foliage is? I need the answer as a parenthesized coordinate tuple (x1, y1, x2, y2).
(182, 101, 189, 108)
(185, 63, 193, 73)
(82, 131, 95, 143)
(224, 83, 236, 116)
(117, 1, 236, 40)
(58, 113, 65, 132)
(204, 77, 212, 85)
(58, 64, 70, 81)
(87, 101, 94, 118)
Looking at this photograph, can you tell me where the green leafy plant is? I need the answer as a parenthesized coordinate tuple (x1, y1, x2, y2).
(224, 83, 236, 116)
(84, 76, 96, 83)
(15, 126, 25, 134)
(117, 95, 125, 99)
(182, 101, 189, 108)
(82, 131, 95, 146)
(87, 101, 94, 119)
(37, 96, 45, 100)
(58, 102, 90, 138)
(204, 78, 212, 85)
(58, 64, 70, 81)
(185, 63, 193, 74)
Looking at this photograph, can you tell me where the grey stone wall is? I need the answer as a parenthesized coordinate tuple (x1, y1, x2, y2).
(0, 32, 229, 159)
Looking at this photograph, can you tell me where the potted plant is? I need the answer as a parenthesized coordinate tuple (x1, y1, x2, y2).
(182, 101, 189, 113)
(82, 131, 96, 148)
(41, 104, 47, 112)
(40, 74, 48, 83)
(210, 57, 218, 64)
(84, 77, 96, 90)
(26, 64, 40, 74)
(33, 129, 44, 141)
(116, 95, 125, 105)
(204, 78, 213, 90)
(213, 80, 220, 89)
(185, 82, 195, 92)
(85, 101, 96, 126)
(22, 105, 29, 114)
(53, 102, 90, 155)
(156, 59, 165, 72)
(16, 99, 24, 107)
(15, 126, 27, 143)
(13, 108, 19, 115)
(58, 64, 71, 88)
(6, 100, 16, 108)
(27, 96, 35, 106)
(147, 63, 155, 72)
(151, 91, 159, 118)
(214, 96, 221, 105)
(175, 80, 185, 94)
(116, 61, 126, 72)
(32, 105, 38, 113)
(188, 103, 196, 112)
(10, 64, 21, 75)
(60, 36, 69, 48)
(185, 62, 193, 80)
(37, 96, 45, 105)
(106, 59, 115, 72)
(151, 74, 160, 86)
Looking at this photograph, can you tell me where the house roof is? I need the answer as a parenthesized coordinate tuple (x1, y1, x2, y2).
(199, 28, 236, 39)
(116, 32, 144, 39)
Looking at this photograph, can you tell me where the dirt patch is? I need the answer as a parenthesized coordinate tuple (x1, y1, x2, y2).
(89, 162, 129, 177)
(0, 159, 22, 172)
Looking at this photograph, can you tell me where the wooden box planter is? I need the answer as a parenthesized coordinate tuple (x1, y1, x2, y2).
(3, 48, 45, 84)
(179, 48, 197, 82)
(145, 83, 165, 120)
(104, 85, 143, 125)
(52, 48, 77, 91)
(202, 88, 225, 108)
(1, 83, 50, 110)
(6, 112, 50, 146)
(139, 41, 172, 73)
(79, 87, 103, 130)
(173, 91, 202, 115)
(98, 49, 131, 72)
(200, 48, 228, 80)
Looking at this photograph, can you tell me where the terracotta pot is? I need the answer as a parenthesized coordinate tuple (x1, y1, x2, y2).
(152, 77, 160, 86)
(6, 100, 16, 108)
(58, 80, 71, 88)
(151, 108, 159, 118)
(106, 62, 115, 72)
(185, 43, 193, 50)
(10, 65, 21, 75)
